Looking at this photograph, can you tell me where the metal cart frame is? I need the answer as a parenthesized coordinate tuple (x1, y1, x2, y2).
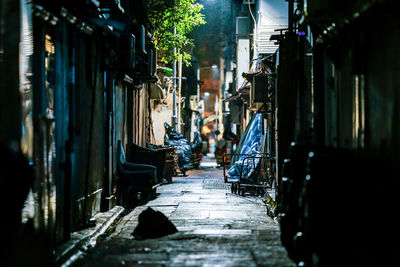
(223, 153, 275, 196)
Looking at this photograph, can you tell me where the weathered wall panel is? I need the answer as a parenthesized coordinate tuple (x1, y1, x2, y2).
(70, 36, 105, 229)
(365, 12, 400, 163)
(150, 93, 174, 145)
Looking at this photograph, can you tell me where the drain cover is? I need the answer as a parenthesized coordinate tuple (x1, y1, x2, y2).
(202, 179, 231, 190)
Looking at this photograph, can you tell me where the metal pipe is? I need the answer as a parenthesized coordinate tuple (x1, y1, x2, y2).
(178, 52, 182, 132)
(197, 68, 200, 108)
(288, 0, 294, 33)
(172, 27, 177, 130)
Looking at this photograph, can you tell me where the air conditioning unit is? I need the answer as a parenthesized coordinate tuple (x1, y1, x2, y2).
(249, 75, 269, 111)
(148, 43, 157, 76)
(236, 17, 250, 38)
(119, 33, 135, 70)
(138, 25, 147, 55)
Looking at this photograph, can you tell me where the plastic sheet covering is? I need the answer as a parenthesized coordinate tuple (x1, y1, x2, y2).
(228, 113, 263, 180)
(164, 123, 192, 172)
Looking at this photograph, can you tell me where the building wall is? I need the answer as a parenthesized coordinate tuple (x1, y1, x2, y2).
(150, 93, 174, 145)
(0, 0, 21, 146)
(318, 4, 400, 165)
(0, 0, 157, 256)
(236, 38, 250, 89)
(70, 34, 105, 230)
(138, 85, 149, 146)
(364, 11, 400, 163)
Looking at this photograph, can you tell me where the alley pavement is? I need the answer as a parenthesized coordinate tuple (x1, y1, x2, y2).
(72, 158, 295, 266)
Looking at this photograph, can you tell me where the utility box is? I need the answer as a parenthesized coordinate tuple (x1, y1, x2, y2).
(236, 17, 250, 40)
(119, 33, 135, 70)
(249, 75, 269, 111)
(148, 43, 157, 76)
(138, 25, 147, 55)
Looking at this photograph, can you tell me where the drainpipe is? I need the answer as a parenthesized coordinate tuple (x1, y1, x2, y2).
(172, 27, 177, 130)
(288, 0, 294, 33)
(178, 52, 182, 132)
(197, 68, 200, 108)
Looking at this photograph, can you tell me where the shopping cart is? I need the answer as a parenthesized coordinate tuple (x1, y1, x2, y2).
(223, 153, 274, 196)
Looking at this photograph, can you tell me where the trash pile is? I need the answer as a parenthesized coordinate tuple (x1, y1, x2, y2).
(146, 142, 170, 150)
(164, 123, 192, 174)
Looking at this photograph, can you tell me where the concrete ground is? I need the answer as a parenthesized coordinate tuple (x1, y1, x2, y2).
(72, 159, 295, 266)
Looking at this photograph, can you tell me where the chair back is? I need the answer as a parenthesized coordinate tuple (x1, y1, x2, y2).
(118, 140, 126, 164)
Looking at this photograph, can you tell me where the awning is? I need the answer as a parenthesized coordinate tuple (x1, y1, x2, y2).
(203, 114, 216, 124)
(223, 93, 240, 103)
(223, 82, 250, 103)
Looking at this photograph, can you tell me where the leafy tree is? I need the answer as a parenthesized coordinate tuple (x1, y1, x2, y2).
(147, 0, 206, 65)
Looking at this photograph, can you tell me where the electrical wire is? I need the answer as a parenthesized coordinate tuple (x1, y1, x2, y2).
(248, 1, 257, 26)
(248, 1, 258, 70)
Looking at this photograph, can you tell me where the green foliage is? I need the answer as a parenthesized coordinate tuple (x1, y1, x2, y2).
(147, 0, 206, 65)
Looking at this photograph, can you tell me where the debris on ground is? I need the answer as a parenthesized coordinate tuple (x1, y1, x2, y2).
(131, 207, 178, 239)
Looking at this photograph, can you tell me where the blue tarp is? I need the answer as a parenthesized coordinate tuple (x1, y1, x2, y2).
(228, 113, 263, 180)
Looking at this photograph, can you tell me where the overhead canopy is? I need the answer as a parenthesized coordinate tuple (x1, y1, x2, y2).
(203, 114, 216, 125)
(223, 81, 250, 103)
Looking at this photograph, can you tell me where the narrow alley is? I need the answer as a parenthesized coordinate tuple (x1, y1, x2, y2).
(71, 158, 294, 266)
(2, 0, 400, 266)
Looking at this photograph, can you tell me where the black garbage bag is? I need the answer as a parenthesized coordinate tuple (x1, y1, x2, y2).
(164, 123, 192, 172)
(131, 207, 178, 239)
(146, 142, 170, 150)
(164, 122, 185, 140)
